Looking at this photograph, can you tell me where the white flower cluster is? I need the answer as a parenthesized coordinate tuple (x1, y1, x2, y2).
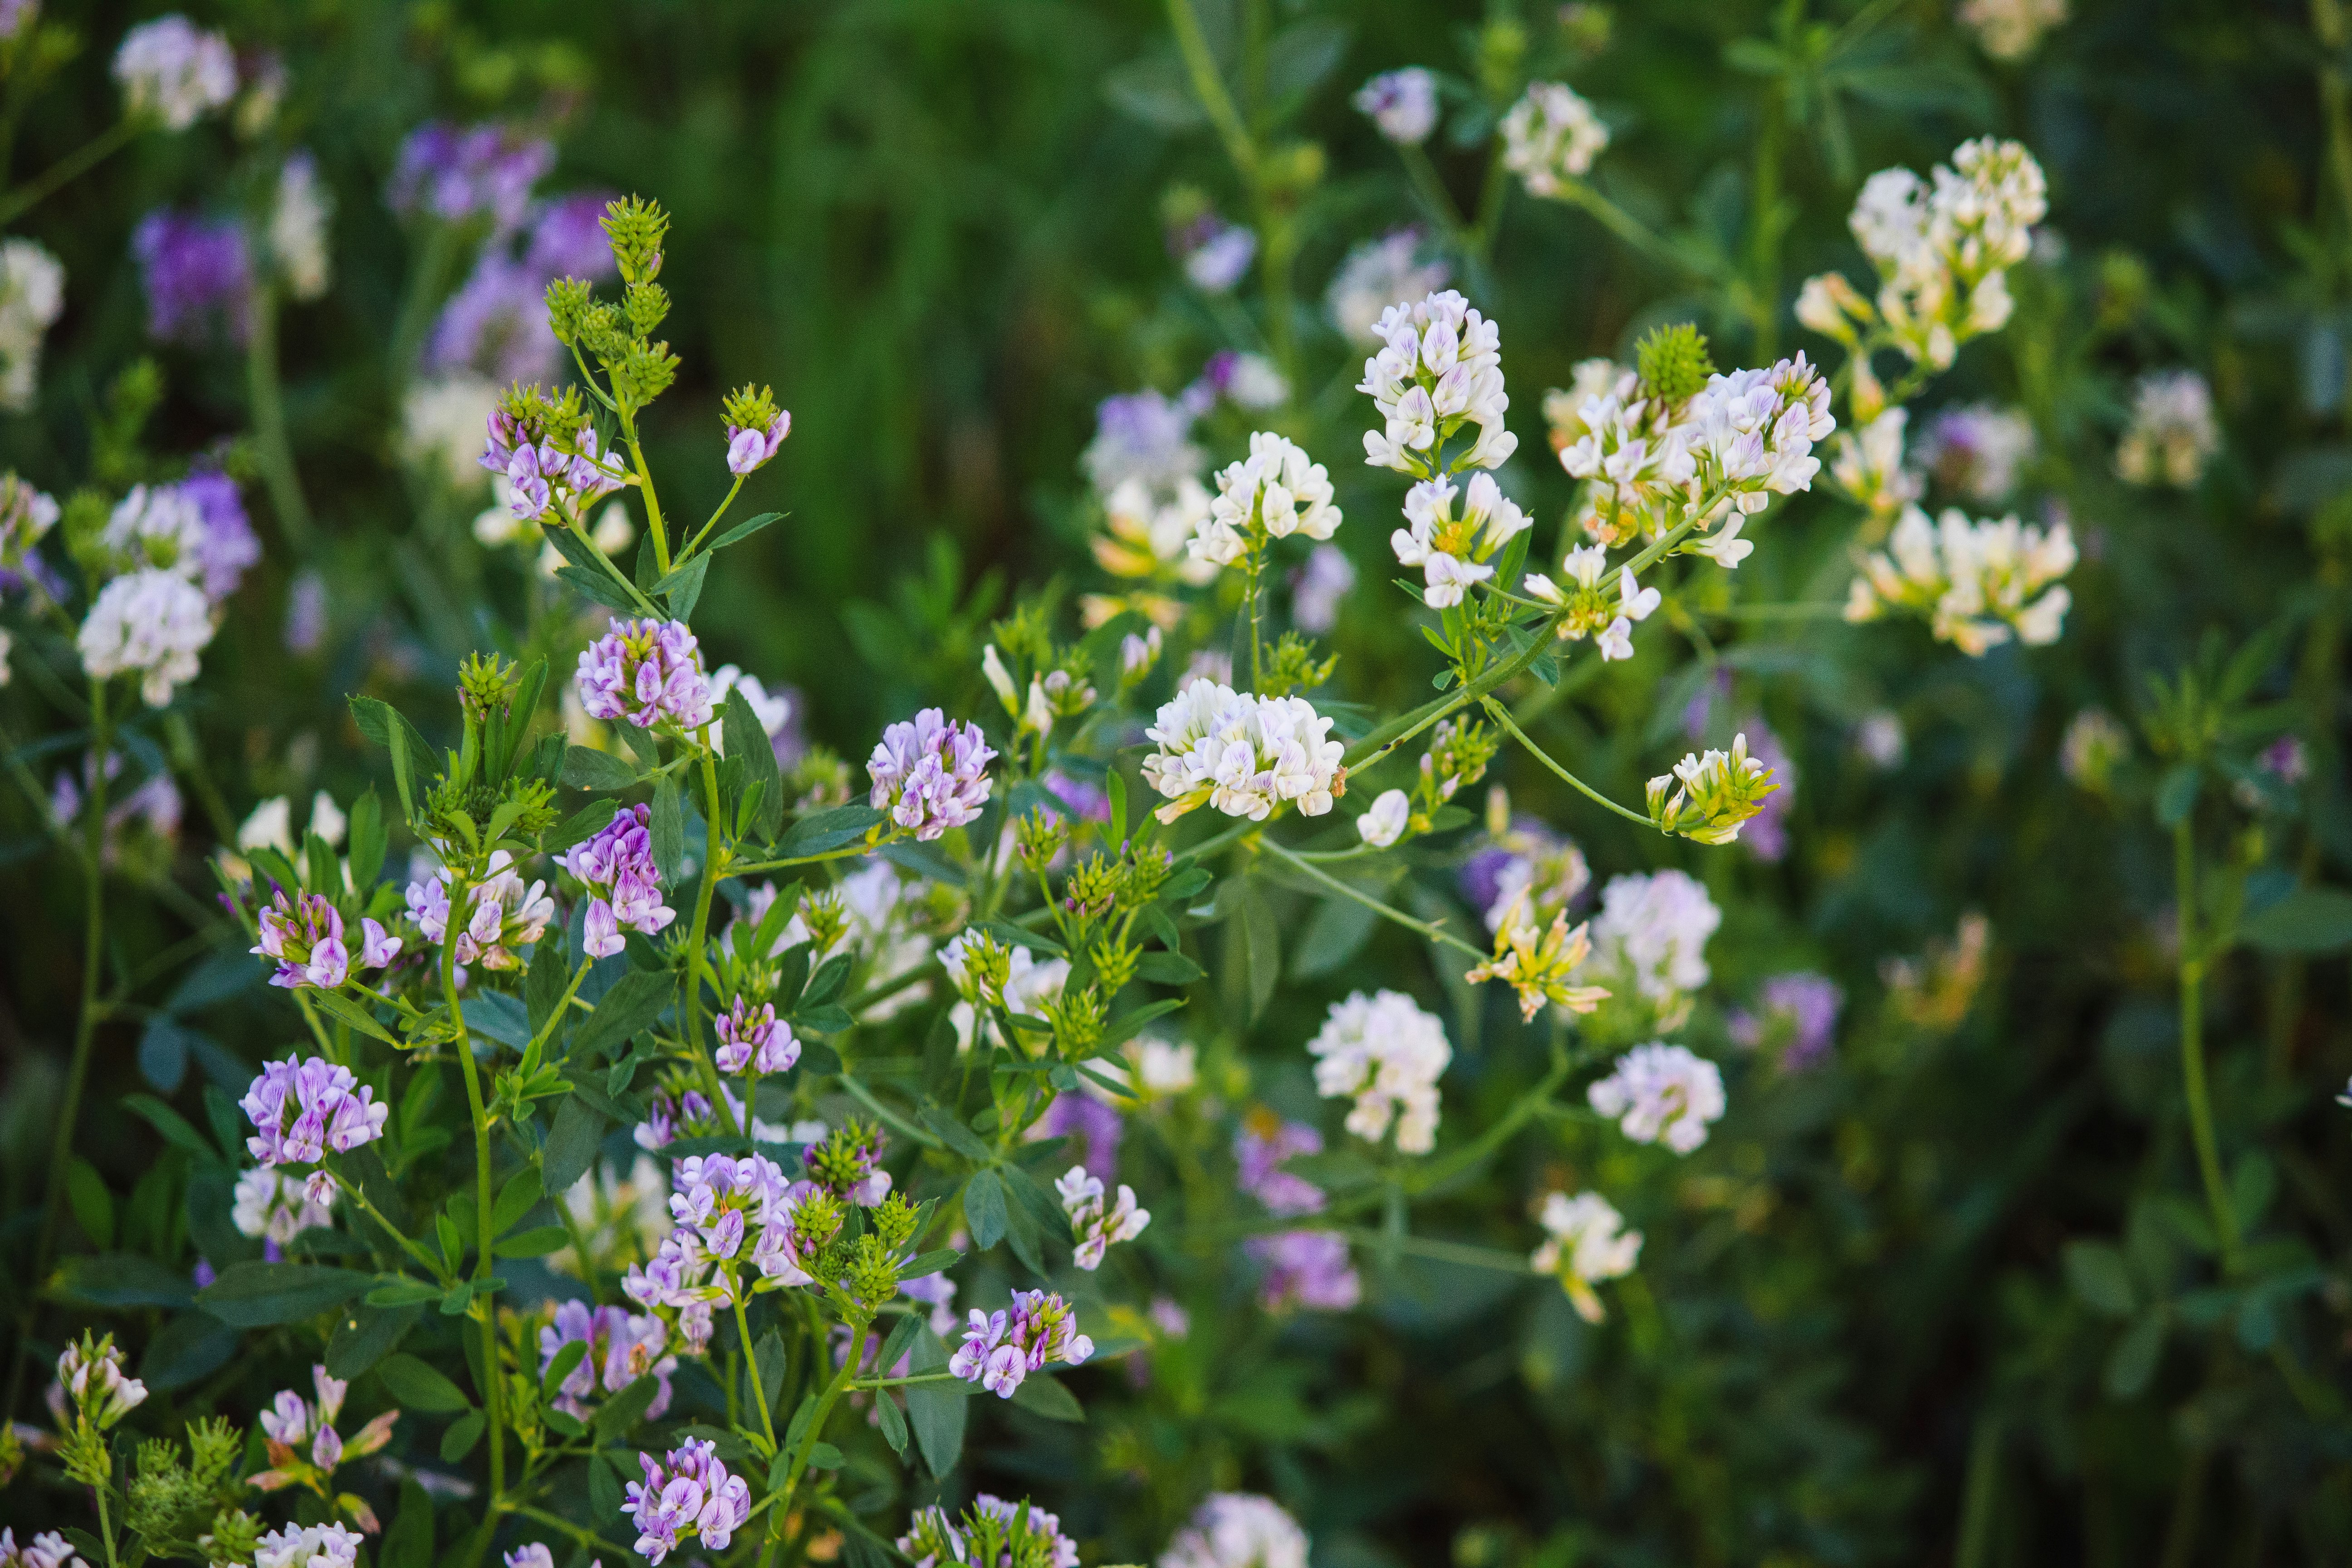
(1827, 407, 1924, 524)
(1577, 869, 1720, 1025)
(1140, 677, 1345, 823)
(1959, 0, 2068, 60)
(1524, 543, 1660, 661)
(1189, 432, 1341, 569)
(1159, 1494, 1309, 1568)
(0, 239, 64, 412)
(1055, 1166, 1150, 1270)
(1354, 68, 1439, 145)
(1305, 989, 1452, 1154)
(402, 376, 504, 491)
(1531, 1190, 1642, 1323)
(113, 15, 237, 132)
(1588, 1042, 1726, 1154)
(1916, 401, 2037, 503)
(1798, 137, 2048, 388)
(1326, 229, 1450, 347)
(254, 1522, 364, 1568)
(1499, 82, 1610, 197)
(1357, 289, 1516, 477)
(2115, 369, 2219, 488)
(78, 568, 213, 706)
(1843, 504, 2076, 656)
(1390, 470, 1530, 607)
(231, 1166, 334, 1246)
(2060, 707, 2132, 792)
(270, 152, 333, 301)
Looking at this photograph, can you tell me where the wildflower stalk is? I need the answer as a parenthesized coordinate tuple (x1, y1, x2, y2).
(387, 218, 465, 396)
(441, 882, 507, 1498)
(245, 285, 315, 548)
(1480, 700, 1655, 830)
(1259, 838, 1485, 959)
(682, 742, 740, 1136)
(2313, 0, 2352, 246)
(777, 1318, 867, 1516)
(2171, 820, 2240, 1273)
(0, 117, 137, 226)
(1165, 0, 1298, 379)
(733, 1295, 776, 1446)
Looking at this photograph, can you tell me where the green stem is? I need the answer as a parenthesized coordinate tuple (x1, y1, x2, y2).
(2173, 821, 2240, 1272)
(729, 842, 879, 877)
(779, 1319, 866, 1509)
(332, 1169, 447, 1278)
(0, 117, 135, 226)
(1246, 550, 1266, 691)
(625, 424, 672, 574)
(95, 1473, 119, 1568)
(2313, 0, 2352, 252)
(524, 958, 595, 1060)
(684, 744, 739, 1134)
(1558, 181, 1687, 274)
(564, 507, 662, 617)
(852, 1370, 965, 1390)
(1330, 1226, 1534, 1273)
(388, 220, 465, 394)
(502, 1502, 631, 1559)
(1481, 701, 1656, 830)
(683, 475, 747, 558)
(1397, 140, 1469, 235)
(734, 1294, 777, 1445)
(246, 285, 315, 548)
(1259, 838, 1485, 959)
(441, 893, 506, 1499)
(1954, 1411, 2001, 1568)
(1166, 0, 1258, 180)
(1402, 1060, 1569, 1196)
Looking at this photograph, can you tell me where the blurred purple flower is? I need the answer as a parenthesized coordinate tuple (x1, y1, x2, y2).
(133, 211, 251, 344)
(1031, 1093, 1122, 1181)
(181, 469, 259, 601)
(284, 570, 328, 654)
(1740, 722, 1795, 862)
(1246, 1230, 1360, 1312)
(387, 122, 554, 233)
(1728, 971, 1843, 1072)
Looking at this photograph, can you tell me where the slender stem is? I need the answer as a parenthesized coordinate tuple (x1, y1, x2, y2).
(562, 503, 662, 616)
(1402, 1060, 1569, 1196)
(684, 745, 739, 1134)
(1331, 1226, 1535, 1273)
(2313, 0, 2352, 253)
(502, 1502, 631, 1559)
(1166, 0, 1257, 180)
(683, 475, 747, 557)
(442, 894, 507, 1499)
(1954, 1411, 2001, 1568)
(728, 843, 877, 877)
(1559, 181, 1688, 274)
(1482, 701, 1655, 830)
(1463, 147, 1513, 265)
(524, 958, 595, 1060)
(836, 1074, 941, 1149)
(95, 1475, 118, 1568)
(625, 425, 672, 574)
(0, 117, 136, 226)
(1397, 141, 1469, 235)
(852, 1370, 965, 1390)
(2173, 821, 2240, 1272)
(1246, 551, 1266, 691)
(779, 1319, 866, 1509)
(246, 285, 315, 548)
(1259, 838, 1485, 959)
(332, 1169, 446, 1277)
(734, 1294, 777, 1445)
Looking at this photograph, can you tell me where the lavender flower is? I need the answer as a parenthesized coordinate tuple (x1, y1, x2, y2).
(1172, 212, 1257, 293)
(867, 708, 995, 841)
(1081, 389, 1204, 497)
(562, 803, 677, 957)
(0, 1530, 91, 1568)
(948, 1289, 1094, 1398)
(726, 411, 791, 475)
(387, 122, 555, 231)
(1236, 1112, 1326, 1217)
(406, 852, 555, 970)
(1025, 1090, 1122, 1180)
(1354, 68, 1440, 144)
(132, 211, 251, 344)
(1245, 1229, 1361, 1313)
(1739, 722, 1796, 862)
(240, 1054, 388, 1166)
(181, 471, 260, 602)
(1587, 1043, 1726, 1153)
(424, 257, 558, 382)
(252, 1364, 397, 1486)
(113, 16, 235, 131)
(231, 1166, 332, 1246)
(1056, 1166, 1150, 1269)
(1290, 543, 1355, 634)
(1727, 972, 1843, 1072)
(251, 888, 398, 989)
(1160, 1494, 1310, 1568)
(577, 618, 714, 732)
(622, 1437, 751, 1564)
(538, 1299, 677, 1420)
(57, 1333, 147, 1429)
(253, 1523, 364, 1568)
(526, 192, 622, 276)
(284, 569, 328, 653)
(714, 997, 798, 1075)
(900, 1496, 1080, 1568)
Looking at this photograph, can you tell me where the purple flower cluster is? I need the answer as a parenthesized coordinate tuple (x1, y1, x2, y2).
(576, 617, 715, 732)
(240, 1054, 388, 1167)
(561, 804, 677, 958)
(867, 708, 995, 842)
(622, 1152, 829, 1320)
(1235, 1112, 1326, 1218)
(537, 1299, 677, 1420)
(133, 211, 251, 345)
(480, 419, 624, 523)
(948, 1289, 1094, 1399)
(621, 1437, 751, 1565)
(714, 996, 797, 1076)
(1027, 1092, 1122, 1181)
(1245, 1230, 1362, 1313)
(173, 471, 260, 601)
(405, 852, 555, 971)
(525, 192, 619, 278)
(725, 412, 790, 475)
(252, 888, 400, 990)
(632, 1085, 728, 1152)
(1740, 722, 1796, 862)
(1728, 971, 1843, 1072)
(898, 1496, 1080, 1568)
(387, 122, 554, 232)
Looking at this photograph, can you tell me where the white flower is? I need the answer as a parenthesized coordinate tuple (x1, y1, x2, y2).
(402, 376, 502, 491)
(1185, 224, 1258, 293)
(1587, 1042, 1725, 1153)
(1131, 1035, 1198, 1095)
(1160, 1494, 1309, 1568)
(1828, 406, 1924, 522)
(1355, 788, 1410, 848)
(1326, 229, 1450, 347)
(1844, 503, 2076, 655)
(0, 239, 64, 412)
(1139, 677, 1345, 823)
(1499, 82, 1609, 196)
(1357, 289, 1516, 477)
(0, 627, 12, 687)
(1683, 353, 1837, 521)
(310, 790, 346, 848)
(1532, 1190, 1642, 1323)
(1191, 431, 1341, 568)
(0, 1530, 91, 1568)
(1305, 989, 1452, 1154)
(78, 568, 214, 706)
(1578, 869, 1720, 1019)
(709, 665, 793, 757)
(1960, 0, 2068, 60)
(270, 152, 332, 301)
(947, 941, 1069, 1051)
(1553, 372, 1695, 530)
(1354, 67, 1439, 144)
(1095, 475, 1217, 587)
(101, 483, 207, 578)
(1390, 471, 1529, 605)
(1056, 1166, 1151, 1270)
(1855, 710, 1906, 766)
(253, 1521, 365, 1568)
(231, 1166, 334, 1246)
(2116, 369, 2219, 488)
(237, 796, 294, 854)
(1916, 402, 2036, 503)
(1220, 352, 1290, 409)
(113, 16, 236, 132)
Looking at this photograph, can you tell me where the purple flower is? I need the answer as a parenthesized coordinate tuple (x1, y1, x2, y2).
(1039, 769, 1112, 824)
(180, 470, 259, 601)
(537, 1299, 676, 1420)
(2260, 735, 2308, 784)
(1246, 1229, 1361, 1312)
(524, 192, 622, 278)
(1170, 212, 1257, 293)
(1235, 1113, 1325, 1217)
(561, 803, 677, 957)
(867, 708, 995, 841)
(1028, 1092, 1122, 1181)
(387, 122, 554, 232)
(1290, 543, 1356, 634)
(725, 412, 791, 475)
(577, 618, 715, 732)
(899, 1496, 1080, 1568)
(948, 1289, 1093, 1398)
(50, 752, 181, 866)
(251, 890, 350, 990)
(284, 570, 327, 653)
(714, 996, 797, 1076)
(240, 1054, 387, 1166)
(1080, 388, 1202, 496)
(1740, 721, 1795, 862)
(1727, 971, 1843, 1072)
(622, 1437, 750, 1564)
(133, 211, 250, 344)
(425, 256, 557, 382)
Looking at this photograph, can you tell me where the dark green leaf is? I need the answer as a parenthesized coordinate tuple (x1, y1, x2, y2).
(55, 1252, 194, 1308)
(348, 788, 387, 888)
(381, 1480, 434, 1568)
(2155, 763, 2200, 827)
(594, 1373, 661, 1439)
(652, 774, 685, 885)
(1293, 895, 1378, 978)
(123, 1094, 219, 1165)
(725, 686, 785, 842)
(363, 1279, 444, 1308)
(767, 803, 884, 859)
(656, 553, 711, 619)
(557, 563, 642, 614)
(2238, 886, 2352, 953)
(1133, 950, 1204, 985)
(493, 1168, 544, 1235)
(543, 1093, 606, 1196)
(919, 1107, 993, 1163)
(1240, 880, 1279, 1023)
(2062, 1241, 2136, 1318)
(377, 1352, 473, 1412)
(439, 1409, 485, 1462)
(325, 1303, 419, 1379)
(709, 510, 784, 551)
(494, 1226, 568, 1257)
(906, 1329, 966, 1477)
(563, 745, 640, 791)
(141, 1312, 240, 1391)
(574, 969, 672, 1060)
(542, 1338, 589, 1399)
(196, 1263, 373, 1327)
(2103, 1311, 2166, 1400)
(964, 1169, 1007, 1250)
(137, 1015, 193, 1093)
(1008, 1372, 1085, 1422)
(875, 1387, 908, 1455)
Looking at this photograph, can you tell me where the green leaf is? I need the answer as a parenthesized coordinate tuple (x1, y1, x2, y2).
(652, 774, 686, 885)
(709, 510, 784, 552)
(54, 1252, 194, 1308)
(1240, 880, 1279, 1023)
(377, 1352, 473, 1412)
(381, 1480, 434, 1568)
(656, 553, 711, 619)
(325, 1303, 419, 1379)
(542, 1338, 589, 1399)
(2154, 763, 2200, 828)
(493, 1168, 544, 1235)
(1133, 950, 1205, 985)
(196, 1262, 373, 1327)
(556, 563, 642, 614)
(123, 1094, 218, 1164)
(543, 1093, 606, 1196)
(310, 987, 402, 1047)
(963, 1169, 1007, 1250)
(562, 745, 640, 791)
(1008, 1373, 1085, 1423)
(876, 1313, 925, 1377)
(348, 788, 387, 888)
(573, 969, 672, 1059)
(363, 1279, 444, 1308)
(805, 1441, 844, 1470)
(2230, 1152, 2277, 1232)
(439, 1409, 485, 1462)
(2103, 1310, 2166, 1400)
(920, 1107, 993, 1164)
(875, 1387, 909, 1456)
(526, 938, 568, 1041)
(348, 697, 438, 824)
(494, 1226, 568, 1258)
(1293, 895, 1378, 978)
(2238, 886, 2352, 953)
(767, 803, 884, 859)
(594, 1372, 662, 1439)
(2062, 1241, 2136, 1318)
(725, 686, 785, 842)
(906, 1329, 966, 1478)
(140, 1312, 241, 1392)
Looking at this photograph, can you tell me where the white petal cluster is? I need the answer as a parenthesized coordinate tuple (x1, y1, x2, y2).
(1588, 1042, 1725, 1154)
(1305, 989, 1451, 1154)
(1844, 504, 2076, 656)
(1555, 364, 1690, 522)
(1499, 82, 1609, 197)
(254, 1522, 364, 1568)
(1140, 677, 1345, 823)
(2116, 370, 2219, 488)
(270, 152, 333, 301)
(1055, 1166, 1150, 1270)
(112, 15, 237, 132)
(2059, 707, 2131, 791)
(1531, 1190, 1642, 1323)
(1159, 1494, 1309, 1568)
(1189, 432, 1340, 568)
(1357, 289, 1516, 477)
(1325, 229, 1450, 347)
(1828, 407, 1924, 523)
(78, 568, 214, 706)
(1354, 788, 1410, 848)
(1960, 0, 2069, 61)
(231, 1166, 334, 1246)
(402, 376, 503, 491)
(101, 483, 206, 575)
(1389, 471, 1529, 606)
(1916, 401, 2036, 503)
(0, 239, 64, 412)
(1578, 869, 1720, 1021)
(1523, 544, 1658, 661)
(1683, 354, 1838, 538)
(1354, 68, 1439, 145)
